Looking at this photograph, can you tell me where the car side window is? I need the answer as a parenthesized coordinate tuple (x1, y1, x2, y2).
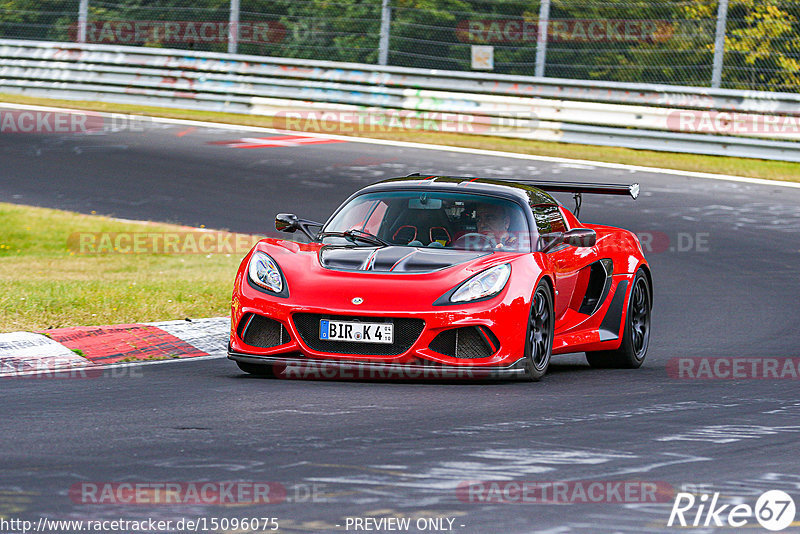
(531, 204, 568, 250)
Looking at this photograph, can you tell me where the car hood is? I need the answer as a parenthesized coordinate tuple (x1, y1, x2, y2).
(241, 239, 537, 313)
(318, 245, 489, 273)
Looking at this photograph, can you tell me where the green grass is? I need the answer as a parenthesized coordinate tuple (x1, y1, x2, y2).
(3, 92, 800, 183)
(0, 202, 244, 333)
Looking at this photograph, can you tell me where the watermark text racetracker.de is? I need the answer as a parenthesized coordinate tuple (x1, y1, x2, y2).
(667, 357, 800, 380)
(456, 19, 676, 43)
(668, 110, 800, 136)
(0, 357, 142, 380)
(69, 21, 286, 45)
(636, 231, 709, 254)
(272, 109, 536, 135)
(70, 481, 325, 505)
(273, 360, 496, 381)
(456, 480, 674, 504)
(68, 231, 268, 255)
(0, 111, 151, 134)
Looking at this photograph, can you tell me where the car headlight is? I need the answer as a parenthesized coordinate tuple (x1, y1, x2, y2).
(450, 264, 511, 303)
(248, 252, 283, 294)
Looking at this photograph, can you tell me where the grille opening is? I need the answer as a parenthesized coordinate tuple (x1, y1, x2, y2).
(292, 313, 425, 356)
(429, 326, 497, 359)
(239, 313, 291, 348)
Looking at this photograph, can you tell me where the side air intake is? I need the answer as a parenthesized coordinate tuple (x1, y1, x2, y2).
(238, 313, 291, 348)
(429, 326, 499, 359)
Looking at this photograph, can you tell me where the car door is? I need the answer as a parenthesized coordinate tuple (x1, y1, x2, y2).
(532, 204, 598, 321)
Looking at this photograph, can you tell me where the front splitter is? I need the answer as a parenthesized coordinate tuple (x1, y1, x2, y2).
(228, 350, 528, 380)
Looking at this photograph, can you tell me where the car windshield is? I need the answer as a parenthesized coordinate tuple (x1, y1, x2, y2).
(322, 191, 532, 252)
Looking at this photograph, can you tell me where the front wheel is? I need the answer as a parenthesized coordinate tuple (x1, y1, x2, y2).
(586, 269, 651, 369)
(522, 280, 554, 381)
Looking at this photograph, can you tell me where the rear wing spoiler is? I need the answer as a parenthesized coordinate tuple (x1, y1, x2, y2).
(488, 179, 639, 218)
(513, 180, 639, 200)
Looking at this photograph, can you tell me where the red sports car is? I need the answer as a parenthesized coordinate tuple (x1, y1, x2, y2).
(228, 175, 652, 381)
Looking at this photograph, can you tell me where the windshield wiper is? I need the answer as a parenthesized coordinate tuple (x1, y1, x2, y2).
(318, 229, 389, 247)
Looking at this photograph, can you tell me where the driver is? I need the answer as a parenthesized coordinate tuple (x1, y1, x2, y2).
(476, 203, 517, 249)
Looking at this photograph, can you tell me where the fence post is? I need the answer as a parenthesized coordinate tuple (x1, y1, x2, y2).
(711, 0, 729, 88)
(534, 0, 551, 77)
(378, 0, 391, 65)
(228, 0, 240, 54)
(77, 0, 89, 43)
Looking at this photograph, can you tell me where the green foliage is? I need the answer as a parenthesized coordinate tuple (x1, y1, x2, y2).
(725, 0, 800, 91)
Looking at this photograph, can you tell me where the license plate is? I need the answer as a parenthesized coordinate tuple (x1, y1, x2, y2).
(319, 319, 393, 344)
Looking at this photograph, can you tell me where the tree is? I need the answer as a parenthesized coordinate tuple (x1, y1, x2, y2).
(725, 0, 800, 91)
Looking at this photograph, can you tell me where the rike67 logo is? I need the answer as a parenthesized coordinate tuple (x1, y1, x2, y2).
(668, 490, 796, 531)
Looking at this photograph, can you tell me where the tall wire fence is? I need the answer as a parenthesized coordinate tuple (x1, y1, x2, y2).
(1, 0, 798, 92)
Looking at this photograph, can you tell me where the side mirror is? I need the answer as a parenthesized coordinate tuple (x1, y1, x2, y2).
(563, 228, 597, 248)
(275, 213, 299, 233)
(275, 213, 323, 240)
(541, 228, 597, 252)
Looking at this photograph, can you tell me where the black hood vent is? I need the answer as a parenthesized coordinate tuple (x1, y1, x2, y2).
(319, 246, 488, 273)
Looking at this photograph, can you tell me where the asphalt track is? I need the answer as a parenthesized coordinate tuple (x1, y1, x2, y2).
(2, 112, 800, 533)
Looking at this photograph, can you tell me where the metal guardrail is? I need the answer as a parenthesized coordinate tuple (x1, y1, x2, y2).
(2, 39, 800, 162)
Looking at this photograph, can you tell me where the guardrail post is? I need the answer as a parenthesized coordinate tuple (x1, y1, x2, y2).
(534, 0, 551, 77)
(378, 0, 391, 65)
(711, 0, 729, 88)
(77, 0, 89, 43)
(228, 0, 240, 55)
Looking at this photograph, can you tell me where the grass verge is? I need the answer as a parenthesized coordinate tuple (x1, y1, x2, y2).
(0, 202, 245, 333)
(3, 92, 800, 183)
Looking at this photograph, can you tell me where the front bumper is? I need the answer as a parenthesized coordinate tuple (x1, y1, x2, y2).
(229, 294, 531, 368)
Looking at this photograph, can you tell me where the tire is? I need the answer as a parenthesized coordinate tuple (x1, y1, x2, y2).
(586, 269, 651, 369)
(522, 280, 555, 381)
(236, 361, 275, 377)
